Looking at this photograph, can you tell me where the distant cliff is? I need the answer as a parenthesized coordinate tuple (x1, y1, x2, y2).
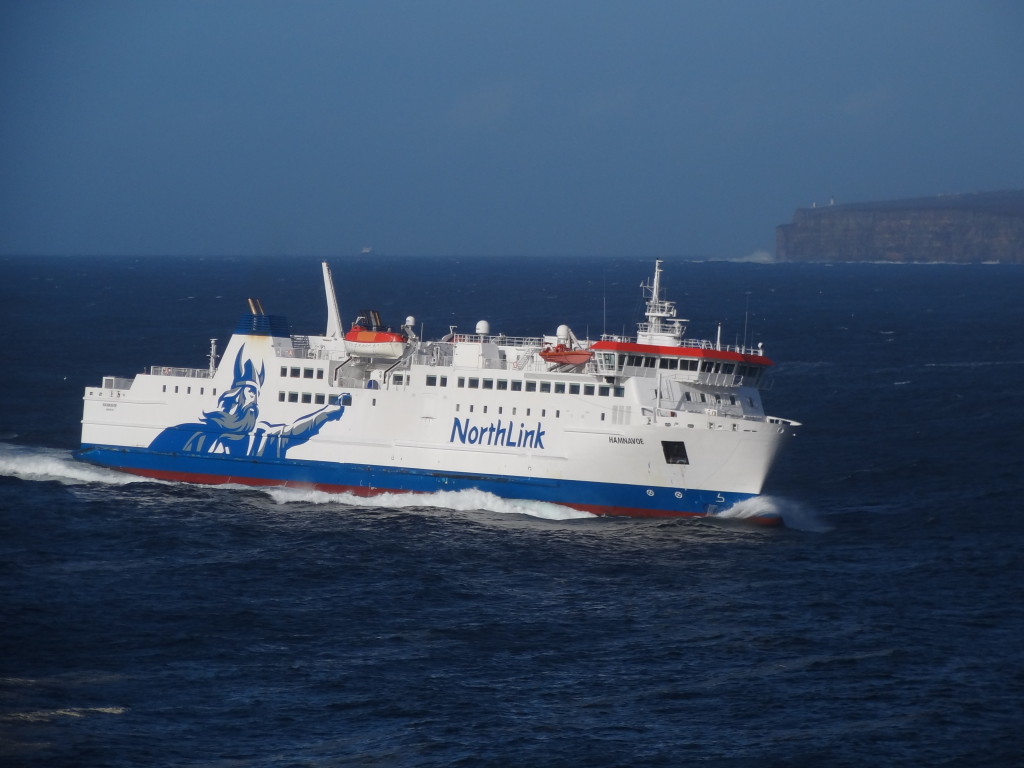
(776, 190, 1024, 263)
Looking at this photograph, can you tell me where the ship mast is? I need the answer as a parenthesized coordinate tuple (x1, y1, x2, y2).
(637, 259, 686, 346)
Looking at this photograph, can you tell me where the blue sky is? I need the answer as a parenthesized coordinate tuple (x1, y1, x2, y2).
(2, 1, 1022, 258)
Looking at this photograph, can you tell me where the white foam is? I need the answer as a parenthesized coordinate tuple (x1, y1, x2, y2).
(0, 444, 154, 486)
(717, 495, 830, 532)
(264, 486, 594, 520)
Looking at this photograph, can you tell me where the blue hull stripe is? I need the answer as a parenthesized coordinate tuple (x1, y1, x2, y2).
(75, 444, 760, 519)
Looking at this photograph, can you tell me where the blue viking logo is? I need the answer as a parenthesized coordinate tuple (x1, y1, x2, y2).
(149, 346, 347, 458)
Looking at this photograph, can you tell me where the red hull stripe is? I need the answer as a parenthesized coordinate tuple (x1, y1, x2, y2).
(590, 340, 773, 366)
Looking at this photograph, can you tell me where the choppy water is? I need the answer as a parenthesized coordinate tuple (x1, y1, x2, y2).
(2, 256, 1022, 766)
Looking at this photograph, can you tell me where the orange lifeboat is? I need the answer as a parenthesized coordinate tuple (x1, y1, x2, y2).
(539, 343, 593, 366)
(344, 310, 408, 358)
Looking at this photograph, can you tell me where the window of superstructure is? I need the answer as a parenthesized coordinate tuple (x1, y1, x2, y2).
(162, 385, 166, 392)
(483, 379, 494, 390)
(315, 394, 325, 404)
(279, 392, 285, 402)
(439, 376, 448, 387)
(644, 357, 656, 368)
(729, 395, 736, 405)
(584, 384, 595, 396)
(526, 408, 531, 416)
(722, 364, 734, 374)
(511, 380, 522, 392)
(661, 441, 689, 465)
(555, 409, 560, 418)
(174, 386, 179, 393)
(526, 381, 537, 393)
(684, 392, 692, 402)
(541, 409, 546, 417)
(187, 387, 191, 395)
(699, 393, 707, 403)
(554, 383, 565, 394)
(614, 387, 625, 397)
(304, 368, 314, 379)
(458, 377, 466, 388)
(317, 369, 324, 380)
(291, 367, 301, 377)
(539, 382, 551, 393)
(598, 386, 610, 397)
(427, 375, 438, 387)
(497, 380, 508, 391)
(280, 367, 287, 377)
(569, 383, 580, 395)
(288, 392, 298, 403)
(628, 355, 642, 367)
(393, 374, 405, 385)
(302, 393, 312, 404)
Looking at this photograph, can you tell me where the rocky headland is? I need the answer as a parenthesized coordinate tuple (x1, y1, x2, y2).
(776, 190, 1024, 263)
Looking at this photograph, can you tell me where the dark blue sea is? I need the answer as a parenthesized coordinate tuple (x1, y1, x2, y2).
(2, 255, 1022, 767)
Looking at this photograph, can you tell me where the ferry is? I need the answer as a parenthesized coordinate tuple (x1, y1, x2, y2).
(76, 260, 800, 523)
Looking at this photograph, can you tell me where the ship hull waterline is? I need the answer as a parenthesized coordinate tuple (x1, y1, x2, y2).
(75, 445, 781, 525)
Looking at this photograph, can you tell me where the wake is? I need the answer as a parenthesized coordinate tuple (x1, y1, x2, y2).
(0, 443, 153, 486)
(264, 486, 595, 521)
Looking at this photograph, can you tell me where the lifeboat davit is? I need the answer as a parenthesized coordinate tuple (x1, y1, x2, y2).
(539, 344, 592, 366)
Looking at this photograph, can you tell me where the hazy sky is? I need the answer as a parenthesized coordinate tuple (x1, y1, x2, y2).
(2, 1, 1022, 259)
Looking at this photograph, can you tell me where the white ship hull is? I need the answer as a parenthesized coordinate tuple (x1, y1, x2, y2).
(77, 262, 800, 522)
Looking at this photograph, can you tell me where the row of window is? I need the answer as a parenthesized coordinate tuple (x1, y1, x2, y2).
(162, 385, 216, 395)
(615, 355, 763, 379)
(425, 374, 625, 398)
(278, 391, 328, 405)
(280, 366, 325, 380)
